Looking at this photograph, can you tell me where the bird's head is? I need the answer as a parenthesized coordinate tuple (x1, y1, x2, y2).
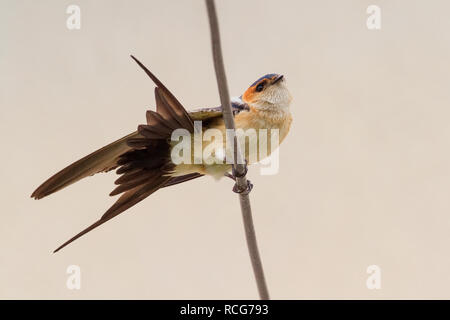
(242, 74, 292, 110)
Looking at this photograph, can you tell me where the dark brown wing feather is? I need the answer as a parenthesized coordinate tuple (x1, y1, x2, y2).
(162, 173, 204, 188)
(189, 100, 249, 122)
(53, 176, 170, 253)
(130, 55, 194, 132)
(31, 131, 141, 200)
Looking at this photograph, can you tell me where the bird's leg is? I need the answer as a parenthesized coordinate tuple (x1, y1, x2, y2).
(224, 172, 235, 181)
(232, 161, 247, 178)
(232, 178, 253, 195)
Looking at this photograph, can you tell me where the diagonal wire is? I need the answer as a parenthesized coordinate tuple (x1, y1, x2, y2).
(205, 0, 270, 300)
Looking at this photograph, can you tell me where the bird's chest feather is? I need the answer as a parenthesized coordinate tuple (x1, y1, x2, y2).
(171, 107, 292, 178)
(234, 107, 292, 142)
(207, 107, 292, 162)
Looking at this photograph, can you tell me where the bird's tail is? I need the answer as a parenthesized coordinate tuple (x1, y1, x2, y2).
(37, 55, 204, 252)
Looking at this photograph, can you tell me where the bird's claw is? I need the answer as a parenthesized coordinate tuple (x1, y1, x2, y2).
(232, 179, 253, 195)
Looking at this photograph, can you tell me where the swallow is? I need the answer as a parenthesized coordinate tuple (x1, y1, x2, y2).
(31, 56, 293, 252)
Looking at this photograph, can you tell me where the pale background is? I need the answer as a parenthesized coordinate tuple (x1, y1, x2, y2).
(1, 0, 450, 299)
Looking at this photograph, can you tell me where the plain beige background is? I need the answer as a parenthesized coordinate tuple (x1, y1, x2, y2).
(1, 0, 450, 299)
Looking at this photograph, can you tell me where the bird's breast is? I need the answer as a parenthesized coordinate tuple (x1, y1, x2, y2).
(170, 106, 292, 179)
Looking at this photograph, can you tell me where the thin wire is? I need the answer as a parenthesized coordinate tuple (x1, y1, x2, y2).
(205, 0, 270, 300)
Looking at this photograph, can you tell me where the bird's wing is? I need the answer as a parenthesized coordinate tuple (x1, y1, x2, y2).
(31, 131, 142, 200)
(162, 173, 204, 188)
(188, 98, 250, 121)
(31, 54, 198, 201)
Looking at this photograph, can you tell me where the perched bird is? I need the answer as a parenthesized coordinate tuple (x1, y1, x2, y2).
(31, 56, 293, 252)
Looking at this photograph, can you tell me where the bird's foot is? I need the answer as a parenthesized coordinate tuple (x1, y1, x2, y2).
(232, 162, 248, 178)
(224, 162, 248, 181)
(224, 163, 253, 195)
(232, 180, 253, 195)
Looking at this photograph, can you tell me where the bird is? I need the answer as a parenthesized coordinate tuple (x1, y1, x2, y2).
(31, 55, 293, 252)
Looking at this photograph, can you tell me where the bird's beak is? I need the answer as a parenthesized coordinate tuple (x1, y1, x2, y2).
(272, 74, 284, 84)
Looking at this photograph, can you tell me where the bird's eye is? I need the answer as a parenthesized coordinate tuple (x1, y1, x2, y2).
(256, 83, 265, 92)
